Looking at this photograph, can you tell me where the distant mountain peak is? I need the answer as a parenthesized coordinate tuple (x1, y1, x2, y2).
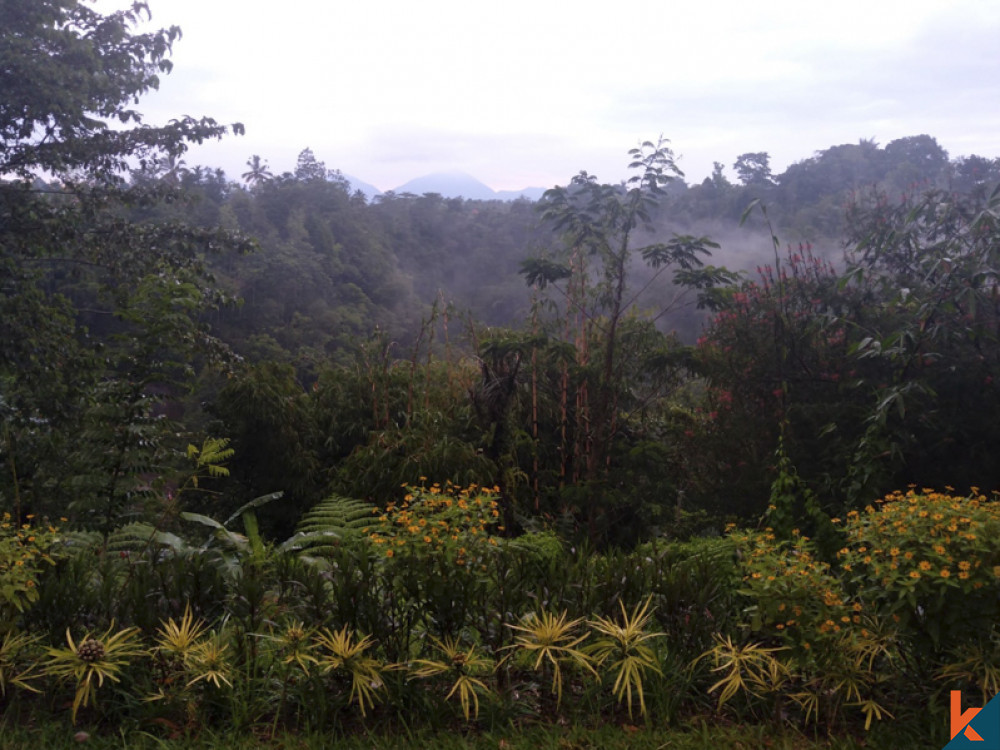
(392, 172, 497, 200)
(377, 172, 541, 201)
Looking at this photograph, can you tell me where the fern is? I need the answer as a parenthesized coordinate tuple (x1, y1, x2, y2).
(186, 437, 234, 485)
(57, 524, 189, 558)
(282, 495, 375, 557)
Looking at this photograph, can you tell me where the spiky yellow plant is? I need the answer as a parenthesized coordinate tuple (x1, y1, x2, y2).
(697, 633, 789, 710)
(411, 635, 493, 721)
(43, 623, 144, 723)
(313, 625, 384, 716)
(155, 604, 208, 666)
(273, 620, 317, 674)
(586, 598, 664, 718)
(938, 641, 1000, 706)
(507, 609, 597, 707)
(0, 630, 40, 697)
(185, 633, 232, 689)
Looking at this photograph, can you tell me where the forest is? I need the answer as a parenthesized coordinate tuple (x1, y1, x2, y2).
(3, 1, 1000, 747)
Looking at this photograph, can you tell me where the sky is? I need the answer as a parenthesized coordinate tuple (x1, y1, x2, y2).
(94, 0, 1000, 192)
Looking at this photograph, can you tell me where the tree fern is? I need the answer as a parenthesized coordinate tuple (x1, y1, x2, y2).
(282, 494, 374, 558)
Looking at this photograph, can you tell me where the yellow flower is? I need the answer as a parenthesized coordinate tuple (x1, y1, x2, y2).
(940, 569, 951, 578)
(919, 561, 932, 571)
(386, 550, 394, 558)
(909, 571, 920, 579)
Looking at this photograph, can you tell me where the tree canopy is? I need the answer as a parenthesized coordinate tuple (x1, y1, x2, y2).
(0, 0, 246, 527)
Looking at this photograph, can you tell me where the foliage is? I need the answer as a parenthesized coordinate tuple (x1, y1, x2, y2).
(586, 598, 664, 718)
(313, 626, 384, 717)
(363, 482, 501, 563)
(286, 494, 375, 557)
(411, 635, 494, 721)
(691, 243, 857, 518)
(506, 609, 597, 708)
(0, 0, 247, 527)
(699, 634, 788, 711)
(837, 489, 1000, 653)
(524, 139, 722, 491)
(42, 623, 143, 723)
(0, 723, 876, 750)
(692, 180, 1000, 520)
(0, 514, 60, 624)
(727, 490, 1000, 731)
(731, 528, 855, 650)
(838, 184, 1000, 500)
(0, 629, 40, 698)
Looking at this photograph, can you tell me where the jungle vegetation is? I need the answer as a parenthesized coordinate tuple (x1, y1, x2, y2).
(2, 1, 1000, 745)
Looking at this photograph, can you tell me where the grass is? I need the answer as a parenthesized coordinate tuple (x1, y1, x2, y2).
(0, 720, 896, 750)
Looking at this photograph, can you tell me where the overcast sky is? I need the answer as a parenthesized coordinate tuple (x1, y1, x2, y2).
(95, 0, 1000, 192)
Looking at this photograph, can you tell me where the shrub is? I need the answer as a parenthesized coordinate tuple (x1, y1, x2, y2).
(0, 514, 60, 628)
(837, 488, 1000, 654)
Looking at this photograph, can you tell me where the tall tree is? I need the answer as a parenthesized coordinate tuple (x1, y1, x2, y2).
(521, 139, 723, 485)
(733, 152, 774, 187)
(0, 0, 247, 528)
(241, 154, 273, 189)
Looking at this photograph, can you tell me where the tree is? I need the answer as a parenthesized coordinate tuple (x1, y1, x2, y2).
(733, 152, 774, 187)
(951, 154, 1000, 195)
(883, 135, 949, 190)
(0, 0, 247, 528)
(709, 161, 730, 189)
(241, 154, 273, 189)
(520, 140, 728, 538)
(0, 0, 240, 179)
(294, 148, 327, 182)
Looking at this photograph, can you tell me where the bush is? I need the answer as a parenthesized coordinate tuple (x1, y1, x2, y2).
(837, 488, 1000, 654)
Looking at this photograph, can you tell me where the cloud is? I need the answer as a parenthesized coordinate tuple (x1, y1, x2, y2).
(93, 0, 1000, 189)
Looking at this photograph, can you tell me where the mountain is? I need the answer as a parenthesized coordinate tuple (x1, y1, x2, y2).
(392, 171, 497, 200)
(497, 186, 547, 201)
(343, 174, 382, 201)
(389, 172, 546, 201)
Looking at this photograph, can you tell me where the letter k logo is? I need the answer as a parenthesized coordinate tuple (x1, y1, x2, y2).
(953, 691, 985, 741)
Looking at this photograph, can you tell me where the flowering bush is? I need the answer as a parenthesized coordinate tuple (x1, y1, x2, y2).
(0, 514, 60, 623)
(690, 246, 864, 517)
(837, 489, 1000, 652)
(731, 528, 857, 655)
(363, 482, 502, 641)
(364, 481, 501, 566)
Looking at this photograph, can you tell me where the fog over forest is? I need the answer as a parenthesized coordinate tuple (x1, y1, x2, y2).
(8, 4, 1000, 742)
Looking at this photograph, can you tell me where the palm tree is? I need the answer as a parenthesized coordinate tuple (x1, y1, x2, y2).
(241, 155, 272, 189)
